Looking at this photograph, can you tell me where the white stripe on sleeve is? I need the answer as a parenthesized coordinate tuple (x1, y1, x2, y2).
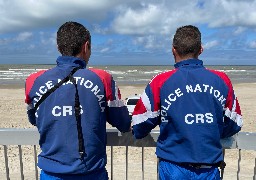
(132, 111, 160, 126)
(114, 81, 119, 100)
(224, 108, 243, 127)
(231, 94, 237, 112)
(141, 91, 151, 111)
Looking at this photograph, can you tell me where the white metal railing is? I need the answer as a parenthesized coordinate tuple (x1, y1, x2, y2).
(0, 129, 255, 180)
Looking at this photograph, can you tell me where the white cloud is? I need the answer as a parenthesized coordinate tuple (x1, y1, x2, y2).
(28, 44, 35, 50)
(249, 41, 256, 48)
(0, 0, 130, 34)
(233, 27, 246, 35)
(134, 35, 166, 49)
(93, 24, 109, 34)
(0, 0, 256, 64)
(40, 32, 56, 45)
(111, 1, 203, 35)
(15, 32, 33, 41)
(133, 37, 145, 44)
(112, 0, 256, 35)
(112, 4, 165, 35)
(204, 40, 219, 49)
(0, 0, 256, 36)
(100, 47, 109, 53)
(202, 0, 256, 28)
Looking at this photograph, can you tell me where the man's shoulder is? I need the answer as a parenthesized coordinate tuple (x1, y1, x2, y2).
(88, 68, 112, 78)
(206, 68, 227, 75)
(206, 68, 230, 79)
(26, 69, 48, 82)
(206, 68, 232, 85)
(150, 69, 177, 84)
(88, 68, 109, 74)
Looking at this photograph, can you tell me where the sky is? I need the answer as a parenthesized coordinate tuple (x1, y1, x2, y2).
(0, 0, 256, 65)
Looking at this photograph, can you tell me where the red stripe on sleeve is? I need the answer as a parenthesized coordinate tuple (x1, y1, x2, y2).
(149, 69, 177, 112)
(208, 69, 234, 110)
(133, 98, 147, 115)
(25, 70, 46, 104)
(235, 97, 242, 114)
(89, 68, 113, 101)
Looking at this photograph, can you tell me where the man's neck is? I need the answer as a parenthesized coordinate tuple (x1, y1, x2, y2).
(175, 55, 198, 63)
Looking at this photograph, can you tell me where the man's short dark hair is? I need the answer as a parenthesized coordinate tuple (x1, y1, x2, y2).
(173, 25, 201, 58)
(57, 21, 91, 56)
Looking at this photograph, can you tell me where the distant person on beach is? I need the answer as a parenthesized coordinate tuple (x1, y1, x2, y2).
(132, 25, 243, 180)
(25, 21, 131, 180)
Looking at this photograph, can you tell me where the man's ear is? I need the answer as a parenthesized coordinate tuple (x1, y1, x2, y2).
(199, 45, 203, 55)
(172, 46, 177, 57)
(87, 41, 91, 50)
(84, 41, 90, 51)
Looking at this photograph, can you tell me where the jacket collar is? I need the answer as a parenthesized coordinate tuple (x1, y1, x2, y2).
(174, 59, 203, 68)
(56, 56, 86, 68)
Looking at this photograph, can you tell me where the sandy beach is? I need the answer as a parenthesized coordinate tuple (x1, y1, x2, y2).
(0, 83, 255, 179)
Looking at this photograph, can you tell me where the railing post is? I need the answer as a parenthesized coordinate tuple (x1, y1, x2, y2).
(237, 149, 241, 180)
(111, 146, 113, 180)
(254, 157, 256, 180)
(126, 146, 128, 180)
(18, 145, 24, 180)
(4, 145, 10, 180)
(157, 158, 159, 180)
(33, 145, 39, 180)
(142, 146, 144, 180)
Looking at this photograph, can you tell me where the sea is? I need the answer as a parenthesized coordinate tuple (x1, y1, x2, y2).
(0, 64, 256, 86)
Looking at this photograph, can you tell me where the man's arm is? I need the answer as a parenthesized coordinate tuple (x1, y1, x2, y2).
(222, 93, 243, 138)
(24, 70, 46, 126)
(209, 70, 243, 138)
(132, 84, 160, 139)
(222, 79, 243, 138)
(105, 80, 131, 132)
(90, 68, 131, 132)
(26, 103, 36, 126)
(25, 81, 36, 126)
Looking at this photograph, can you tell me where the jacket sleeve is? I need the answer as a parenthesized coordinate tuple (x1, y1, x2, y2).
(90, 68, 131, 132)
(25, 80, 36, 126)
(26, 104, 36, 126)
(221, 77, 243, 138)
(24, 70, 46, 126)
(132, 83, 161, 139)
(105, 79, 131, 132)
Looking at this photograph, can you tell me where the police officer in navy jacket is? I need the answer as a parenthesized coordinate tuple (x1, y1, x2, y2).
(132, 25, 242, 180)
(25, 21, 131, 180)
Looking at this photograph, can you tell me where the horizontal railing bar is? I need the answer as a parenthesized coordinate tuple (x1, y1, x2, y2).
(236, 132, 256, 150)
(0, 128, 256, 150)
(4, 145, 10, 180)
(0, 128, 39, 145)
